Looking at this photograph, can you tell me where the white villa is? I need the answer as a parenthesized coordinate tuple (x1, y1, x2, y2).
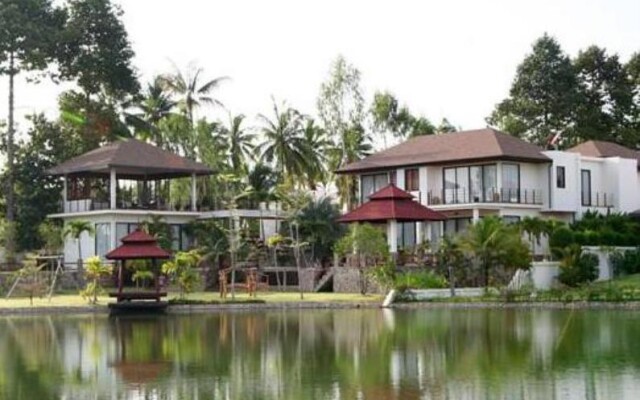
(337, 128, 640, 254)
(47, 139, 283, 265)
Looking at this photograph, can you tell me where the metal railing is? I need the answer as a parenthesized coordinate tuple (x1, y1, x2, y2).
(60, 196, 199, 213)
(582, 192, 614, 208)
(428, 187, 543, 206)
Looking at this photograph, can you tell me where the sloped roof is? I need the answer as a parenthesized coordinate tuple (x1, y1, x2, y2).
(338, 184, 446, 223)
(105, 229, 171, 260)
(47, 139, 213, 178)
(567, 140, 640, 165)
(337, 128, 550, 173)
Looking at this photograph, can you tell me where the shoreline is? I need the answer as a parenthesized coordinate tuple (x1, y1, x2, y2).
(3, 300, 640, 315)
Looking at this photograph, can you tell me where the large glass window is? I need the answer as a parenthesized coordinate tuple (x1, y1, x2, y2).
(405, 168, 420, 191)
(502, 163, 520, 203)
(556, 166, 566, 188)
(360, 173, 390, 202)
(443, 164, 497, 204)
(483, 165, 497, 201)
(443, 218, 472, 236)
(95, 223, 111, 258)
(581, 169, 591, 206)
(470, 166, 483, 202)
(397, 222, 417, 249)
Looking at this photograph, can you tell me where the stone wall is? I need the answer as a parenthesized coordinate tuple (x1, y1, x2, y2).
(332, 267, 384, 294)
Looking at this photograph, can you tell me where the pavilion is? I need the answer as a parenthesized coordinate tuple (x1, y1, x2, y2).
(338, 184, 446, 253)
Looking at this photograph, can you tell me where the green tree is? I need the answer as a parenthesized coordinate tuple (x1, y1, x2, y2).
(457, 217, 530, 287)
(219, 113, 255, 174)
(257, 99, 308, 185)
(37, 221, 63, 256)
(63, 220, 94, 267)
(128, 76, 178, 147)
(159, 62, 228, 126)
(80, 255, 112, 304)
(57, 0, 139, 98)
(140, 215, 172, 251)
(435, 118, 458, 134)
(162, 250, 201, 299)
(488, 34, 578, 147)
(518, 216, 547, 257)
(370, 91, 435, 143)
(0, 0, 64, 256)
(245, 163, 279, 208)
(295, 197, 344, 266)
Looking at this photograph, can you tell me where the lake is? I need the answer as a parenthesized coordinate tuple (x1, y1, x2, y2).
(0, 308, 638, 399)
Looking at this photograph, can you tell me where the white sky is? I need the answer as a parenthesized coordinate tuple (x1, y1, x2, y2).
(2, 0, 640, 139)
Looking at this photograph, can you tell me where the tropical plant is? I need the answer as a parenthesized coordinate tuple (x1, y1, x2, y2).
(159, 62, 228, 125)
(0, 219, 17, 265)
(518, 216, 548, 257)
(301, 118, 329, 189)
(140, 215, 172, 250)
(257, 99, 309, 185)
(610, 248, 640, 276)
(457, 216, 530, 287)
(393, 270, 448, 291)
(63, 220, 94, 267)
(556, 244, 598, 287)
(162, 250, 201, 299)
(37, 221, 63, 256)
(12, 255, 46, 305)
(80, 255, 112, 304)
(295, 197, 344, 266)
(128, 76, 177, 146)
(245, 163, 279, 208)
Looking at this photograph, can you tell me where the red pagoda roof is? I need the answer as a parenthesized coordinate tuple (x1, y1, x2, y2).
(105, 229, 171, 260)
(338, 184, 446, 223)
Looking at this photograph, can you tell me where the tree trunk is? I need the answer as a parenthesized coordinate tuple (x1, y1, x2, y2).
(5, 52, 16, 263)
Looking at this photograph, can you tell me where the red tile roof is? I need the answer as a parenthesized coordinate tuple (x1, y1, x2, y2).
(105, 229, 171, 260)
(337, 128, 550, 173)
(338, 184, 446, 223)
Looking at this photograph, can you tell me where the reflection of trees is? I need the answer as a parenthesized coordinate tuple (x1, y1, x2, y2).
(1, 310, 640, 399)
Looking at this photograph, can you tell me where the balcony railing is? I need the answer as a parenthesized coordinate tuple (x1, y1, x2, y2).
(582, 192, 614, 208)
(428, 187, 543, 206)
(60, 196, 199, 213)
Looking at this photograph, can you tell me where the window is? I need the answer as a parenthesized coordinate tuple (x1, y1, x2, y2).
(95, 223, 111, 258)
(502, 216, 521, 225)
(397, 222, 417, 249)
(443, 218, 472, 236)
(360, 173, 390, 202)
(442, 164, 497, 204)
(501, 163, 520, 203)
(405, 168, 419, 191)
(581, 169, 591, 206)
(556, 166, 566, 188)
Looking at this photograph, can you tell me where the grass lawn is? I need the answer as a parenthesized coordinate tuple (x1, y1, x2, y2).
(0, 291, 383, 309)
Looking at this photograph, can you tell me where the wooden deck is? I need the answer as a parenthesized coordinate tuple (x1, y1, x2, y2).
(108, 301, 168, 314)
(108, 291, 168, 302)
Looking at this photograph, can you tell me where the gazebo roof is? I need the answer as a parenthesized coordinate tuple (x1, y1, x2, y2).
(105, 229, 171, 260)
(338, 184, 446, 223)
(47, 139, 213, 179)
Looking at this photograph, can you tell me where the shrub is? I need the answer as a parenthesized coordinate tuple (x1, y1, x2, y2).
(557, 245, 598, 287)
(550, 227, 574, 258)
(368, 262, 396, 290)
(393, 270, 448, 291)
(610, 248, 640, 276)
(81, 256, 112, 304)
(162, 250, 201, 299)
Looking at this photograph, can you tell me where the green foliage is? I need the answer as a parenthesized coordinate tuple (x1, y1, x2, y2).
(80, 256, 112, 304)
(162, 250, 201, 299)
(141, 215, 172, 250)
(63, 220, 94, 262)
(393, 270, 448, 292)
(13, 255, 46, 305)
(37, 221, 63, 255)
(457, 216, 531, 287)
(557, 245, 599, 287)
(370, 91, 435, 142)
(334, 223, 389, 266)
(0, 219, 17, 263)
(368, 262, 396, 290)
(549, 226, 575, 258)
(295, 197, 344, 266)
(610, 248, 640, 276)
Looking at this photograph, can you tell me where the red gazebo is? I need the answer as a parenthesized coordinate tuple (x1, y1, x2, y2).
(338, 184, 446, 252)
(105, 229, 171, 305)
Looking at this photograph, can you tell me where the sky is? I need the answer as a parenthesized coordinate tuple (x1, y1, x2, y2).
(2, 0, 640, 139)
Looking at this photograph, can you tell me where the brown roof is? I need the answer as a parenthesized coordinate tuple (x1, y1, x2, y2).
(337, 128, 550, 173)
(567, 140, 640, 165)
(105, 229, 171, 260)
(47, 139, 213, 178)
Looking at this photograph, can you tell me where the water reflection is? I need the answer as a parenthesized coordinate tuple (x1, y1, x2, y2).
(0, 308, 639, 399)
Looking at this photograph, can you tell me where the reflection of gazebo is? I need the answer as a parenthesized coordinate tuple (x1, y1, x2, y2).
(105, 229, 171, 311)
(338, 184, 446, 253)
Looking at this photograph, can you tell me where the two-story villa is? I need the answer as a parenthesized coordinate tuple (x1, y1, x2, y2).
(337, 128, 640, 253)
(47, 139, 283, 265)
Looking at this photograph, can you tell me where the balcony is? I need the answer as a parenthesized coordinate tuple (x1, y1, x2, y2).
(427, 187, 543, 206)
(60, 194, 200, 214)
(582, 192, 614, 209)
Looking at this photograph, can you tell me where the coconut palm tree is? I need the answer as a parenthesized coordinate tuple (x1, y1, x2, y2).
(246, 163, 279, 208)
(219, 113, 256, 174)
(128, 76, 177, 147)
(159, 62, 228, 125)
(518, 216, 547, 257)
(257, 99, 309, 185)
(63, 220, 94, 268)
(301, 118, 330, 190)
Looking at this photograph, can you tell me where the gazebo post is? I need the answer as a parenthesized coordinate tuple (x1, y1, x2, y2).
(118, 260, 124, 295)
(387, 220, 398, 254)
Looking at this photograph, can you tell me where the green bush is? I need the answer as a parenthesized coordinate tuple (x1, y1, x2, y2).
(550, 227, 574, 258)
(557, 246, 599, 287)
(610, 248, 640, 276)
(393, 270, 448, 291)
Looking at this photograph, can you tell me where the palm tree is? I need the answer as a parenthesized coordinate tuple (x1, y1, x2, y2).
(219, 113, 256, 174)
(246, 163, 279, 208)
(518, 216, 546, 258)
(257, 99, 309, 185)
(301, 118, 330, 190)
(159, 62, 228, 125)
(128, 76, 177, 147)
(63, 220, 95, 268)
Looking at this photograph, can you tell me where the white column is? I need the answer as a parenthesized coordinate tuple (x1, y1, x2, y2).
(416, 222, 423, 244)
(388, 220, 398, 253)
(396, 168, 405, 190)
(472, 207, 480, 224)
(62, 175, 68, 213)
(109, 168, 117, 210)
(110, 219, 117, 251)
(191, 173, 197, 211)
(419, 167, 428, 205)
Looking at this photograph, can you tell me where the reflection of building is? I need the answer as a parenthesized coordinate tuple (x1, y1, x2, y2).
(47, 139, 283, 264)
(338, 129, 640, 254)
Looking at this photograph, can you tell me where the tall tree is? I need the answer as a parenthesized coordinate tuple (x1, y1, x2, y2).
(57, 0, 139, 99)
(317, 56, 369, 209)
(435, 118, 458, 134)
(370, 91, 435, 143)
(159, 62, 228, 126)
(0, 0, 64, 257)
(257, 99, 308, 185)
(573, 46, 635, 146)
(301, 118, 329, 189)
(488, 34, 578, 147)
(219, 113, 255, 174)
(628, 52, 640, 140)
(128, 76, 177, 147)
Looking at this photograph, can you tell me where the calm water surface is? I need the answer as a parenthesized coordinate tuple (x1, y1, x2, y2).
(0, 308, 639, 400)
